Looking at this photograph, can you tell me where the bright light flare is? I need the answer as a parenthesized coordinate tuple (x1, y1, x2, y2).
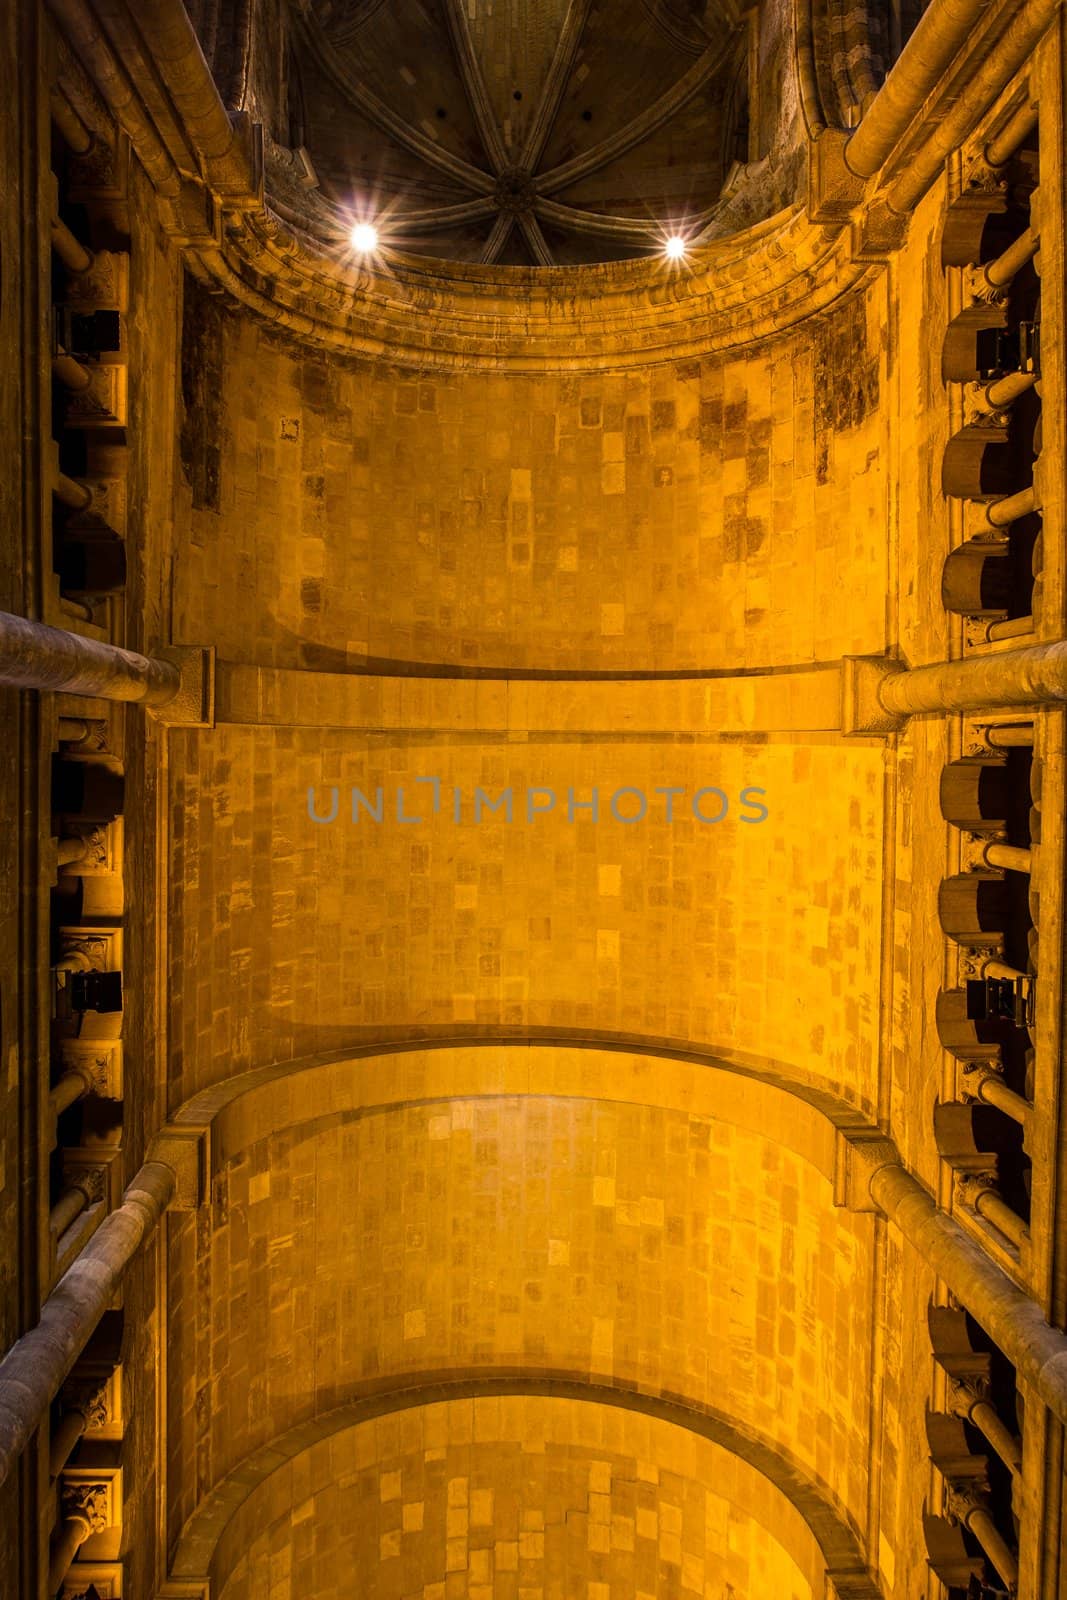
(350, 221, 380, 253)
(664, 234, 687, 260)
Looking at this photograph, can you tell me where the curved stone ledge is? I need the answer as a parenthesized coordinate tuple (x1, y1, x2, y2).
(193, 204, 874, 372)
(164, 1379, 880, 1597)
(167, 1035, 876, 1182)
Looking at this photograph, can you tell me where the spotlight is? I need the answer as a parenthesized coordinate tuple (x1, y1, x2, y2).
(664, 235, 687, 260)
(350, 221, 379, 253)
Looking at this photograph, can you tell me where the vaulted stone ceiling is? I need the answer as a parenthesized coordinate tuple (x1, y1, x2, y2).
(287, 0, 753, 263)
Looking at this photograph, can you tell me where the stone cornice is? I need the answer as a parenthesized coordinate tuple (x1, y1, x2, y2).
(47, 0, 1050, 369)
(188, 202, 869, 371)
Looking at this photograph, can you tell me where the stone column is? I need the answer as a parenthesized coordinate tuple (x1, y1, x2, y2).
(843, 0, 996, 177)
(0, 612, 212, 723)
(942, 1483, 1019, 1592)
(0, 610, 179, 704)
(964, 1064, 1031, 1127)
(47, 1481, 109, 1591)
(865, 1158, 1067, 1426)
(0, 1161, 174, 1489)
(957, 1173, 1028, 1251)
(48, 1380, 109, 1479)
(948, 1379, 1023, 1480)
(877, 642, 1067, 719)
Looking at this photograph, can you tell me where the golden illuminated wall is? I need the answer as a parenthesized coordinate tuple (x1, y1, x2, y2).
(171, 290, 889, 673)
(214, 1400, 821, 1600)
(159, 234, 911, 1594)
(164, 1099, 874, 1538)
(5, 1, 1066, 1597)
(165, 729, 886, 1105)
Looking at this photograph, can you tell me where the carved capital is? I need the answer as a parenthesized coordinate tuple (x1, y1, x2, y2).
(962, 263, 1007, 306)
(59, 1042, 123, 1101)
(942, 1479, 989, 1526)
(65, 476, 127, 540)
(958, 946, 999, 979)
(962, 384, 1012, 431)
(947, 1375, 991, 1415)
(58, 925, 121, 966)
(65, 1163, 108, 1207)
(956, 1171, 999, 1211)
(59, 717, 110, 753)
(59, 822, 113, 875)
(63, 364, 128, 429)
(958, 1060, 1003, 1105)
(63, 250, 129, 311)
(61, 1480, 110, 1533)
(960, 157, 1009, 198)
(66, 136, 129, 202)
(63, 1378, 112, 1432)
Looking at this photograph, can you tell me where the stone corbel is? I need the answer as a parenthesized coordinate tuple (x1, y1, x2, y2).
(63, 475, 127, 541)
(807, 129, 867, 222)
(158, 180, 223, 248)
(832, 1129, 899, 1212)
(148, 1125, 209, 1211)
(149, 645, 215, 729)
(850, 198, 911, 263)
(841, 656, 907, 736)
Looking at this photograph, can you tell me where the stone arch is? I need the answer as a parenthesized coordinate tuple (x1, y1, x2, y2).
(161, 1040, 881, 1557)
(164, 1381, 881, 1598)
(167, 1033, 872, 1182)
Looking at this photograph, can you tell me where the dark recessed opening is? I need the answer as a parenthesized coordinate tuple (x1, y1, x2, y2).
(513, 90, 522, 101)
(581, 109, 593, 121)
(435, 107, 447, 118)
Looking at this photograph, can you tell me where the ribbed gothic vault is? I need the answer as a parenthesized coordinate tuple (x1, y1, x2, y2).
(284, 0, 754, 263)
